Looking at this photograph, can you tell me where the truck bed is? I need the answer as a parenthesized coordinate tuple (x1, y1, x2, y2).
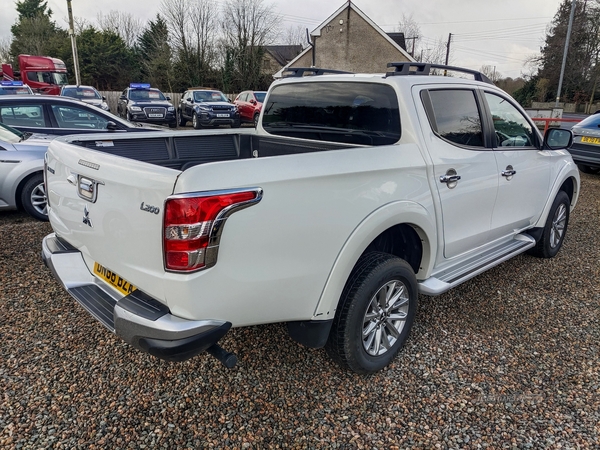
(67, 130, 358, 171)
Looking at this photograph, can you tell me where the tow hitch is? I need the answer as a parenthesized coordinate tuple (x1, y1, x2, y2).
(207, 344, 237, 368)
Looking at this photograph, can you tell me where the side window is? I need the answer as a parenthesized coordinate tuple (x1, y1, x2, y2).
(238, 92, 247, 102)
(485, 93, 535, 148)
(0, 104, 45, 127)
(50, 105, 109, 129)
(428, 89, 484, 148)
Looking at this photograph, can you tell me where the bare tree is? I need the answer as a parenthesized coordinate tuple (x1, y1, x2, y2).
(97, 10, 142, 47)
(159, 0, 218, 88)
(221, 0, 280, 91)
(480, 65, 502, 83)
(397, 13, 421, 59)
(282, 25, 308, 47)
(0, 37, 12, 63)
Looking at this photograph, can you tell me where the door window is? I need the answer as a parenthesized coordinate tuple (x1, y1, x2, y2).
(0, 105, 46, 127)
(428, 89, 485, 148)
(50, 104, 110, 129)
(485, 93, 535, 148)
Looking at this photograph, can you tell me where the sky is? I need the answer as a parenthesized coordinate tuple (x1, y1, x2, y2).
(1, 0, 566, 79)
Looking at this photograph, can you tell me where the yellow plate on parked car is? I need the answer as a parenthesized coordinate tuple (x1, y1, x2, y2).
(581, 136, 600, 145)
(93, 262, 137, 296)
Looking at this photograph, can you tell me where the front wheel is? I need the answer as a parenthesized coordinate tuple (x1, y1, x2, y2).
(326, 252, 418, 374)
(527, 191, 570, 258)
(253, 113, 260, 128)
(178, 110, 187, 127)
(192, 113, 202, 129)
(20, 173, 48, 221)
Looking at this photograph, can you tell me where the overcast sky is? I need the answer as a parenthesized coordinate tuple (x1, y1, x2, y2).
(1, 0, 565, 79)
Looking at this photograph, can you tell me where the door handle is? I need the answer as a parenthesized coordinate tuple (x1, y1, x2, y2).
(502, 170, 516, 177)
(440, 174, 461, 183)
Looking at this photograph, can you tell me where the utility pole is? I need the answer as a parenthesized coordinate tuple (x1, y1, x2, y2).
(405, 36, 418, 58)
(445, 33, 452, 66)
(66, 0, 81, 85)
(555, 0, 577, 107)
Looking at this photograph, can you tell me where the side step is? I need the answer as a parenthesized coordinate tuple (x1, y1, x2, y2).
(419, 234, 536, 296)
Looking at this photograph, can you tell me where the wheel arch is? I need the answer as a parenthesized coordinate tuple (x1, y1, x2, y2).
(533, 163, 580, 229)
(312, 200, 436, 320)
(15, 170, 44, 210)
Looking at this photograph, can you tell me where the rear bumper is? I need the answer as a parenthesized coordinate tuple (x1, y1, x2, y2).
(41, 233, 230, 362)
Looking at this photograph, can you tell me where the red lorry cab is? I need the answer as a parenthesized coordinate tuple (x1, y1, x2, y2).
(1, 54, 68, 95)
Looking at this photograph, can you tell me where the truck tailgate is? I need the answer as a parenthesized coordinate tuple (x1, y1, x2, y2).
(45, 139, 179, 302)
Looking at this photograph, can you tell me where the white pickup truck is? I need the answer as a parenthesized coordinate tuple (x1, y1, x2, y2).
(42, 64, 580, 374)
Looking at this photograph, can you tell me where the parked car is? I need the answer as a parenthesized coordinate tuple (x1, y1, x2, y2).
(0, 122, 53, 220)
(59, 85, 110, 111)
(0, 94, 165, 136)
(569, 114, 600, 174)
(0, 80, 34, 95)
(234, 90, 266, 126)
(117, 83, 177, 128)
(178, 88, 240, 129)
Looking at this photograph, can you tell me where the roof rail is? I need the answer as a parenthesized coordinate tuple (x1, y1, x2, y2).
(281, 67, 354, 78)
(386, 62, 492, 84)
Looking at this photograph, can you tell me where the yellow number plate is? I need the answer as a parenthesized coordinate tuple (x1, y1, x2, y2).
(581, 136, 600, 145)
(93, 262, 137, 296)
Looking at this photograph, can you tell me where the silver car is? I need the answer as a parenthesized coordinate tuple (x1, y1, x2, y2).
(0, 122, 52, 220)
(59, 85, 110, 111)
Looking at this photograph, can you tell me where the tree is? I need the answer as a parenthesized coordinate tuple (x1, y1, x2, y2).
(97, 11, 143, 48)
(137, 14, 174, 91)
(480, 65, 501, 84)
(282, 25, 308, 47)
(9, 0, 65, 63)
(221, 0, 280, 92)
(396, 13, 421, 59)
(160, 0, 219, 90)
(537, 0, 600, 103)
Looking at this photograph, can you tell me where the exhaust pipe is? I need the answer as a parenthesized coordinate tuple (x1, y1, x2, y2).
(207, 344, 237, 368)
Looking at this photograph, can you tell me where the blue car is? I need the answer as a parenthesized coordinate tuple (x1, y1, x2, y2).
(178, 89, 240, 129)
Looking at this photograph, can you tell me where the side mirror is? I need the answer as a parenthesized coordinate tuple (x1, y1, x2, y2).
(106, 121, 118, 131)
(544, 128, 573, 150)
(166, 96, 171, 101)
(119, 95, 126, 100)
(250, 99, 257, 105)
(187, 98, 193, 103)
(228, 98, 233, 103)
(102, 96, 107, 100)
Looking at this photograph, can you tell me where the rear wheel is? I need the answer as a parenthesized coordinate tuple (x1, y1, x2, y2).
(577, 164, 600, 175)
(20, 173, 48, 221)
(231, 118, 241, 128)
(326, 252, 417, 374)
(527, 191, 570, 258)
(253, 113, 259, 127)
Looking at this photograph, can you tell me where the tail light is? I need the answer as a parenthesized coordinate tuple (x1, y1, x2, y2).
(163, 188, 262, 272)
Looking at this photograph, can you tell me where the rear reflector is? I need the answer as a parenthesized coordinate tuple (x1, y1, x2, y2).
(163, 189, 262, 272)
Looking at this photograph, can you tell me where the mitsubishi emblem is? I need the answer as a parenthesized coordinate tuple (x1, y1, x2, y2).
(83, 205, 93, 228)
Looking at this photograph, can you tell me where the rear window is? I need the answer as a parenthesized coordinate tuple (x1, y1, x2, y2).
(262, 82, 400, 146)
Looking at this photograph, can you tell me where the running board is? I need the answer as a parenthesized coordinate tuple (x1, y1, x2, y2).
(419, 234, 536, 296)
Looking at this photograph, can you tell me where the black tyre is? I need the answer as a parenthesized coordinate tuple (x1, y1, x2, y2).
(20, 173, 48, 221)
(326, 252, 418, 374)
(126, 111, 132, 122)
(577, 164, 600, 175)
(527, 191, 570, 258)
(178, 110, 187, 127)
(192, 113, 202, 130)
(231, 118, 241, 128)
(168, 121, 177, 129)
(253, 113, 259, 127)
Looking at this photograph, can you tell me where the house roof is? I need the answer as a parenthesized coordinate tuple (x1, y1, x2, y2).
(387, 33, 407, 51)
(264, 45, 303, 66)
(274, 1, 415, 78)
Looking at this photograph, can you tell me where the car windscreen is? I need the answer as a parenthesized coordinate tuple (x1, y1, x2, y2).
(0, 87, 33, 95)
(62, 87, 101, 99)
(193, 91, 229, 102)
(254, 92, 266, 103)
(262, 81, 401, 146)
(129, 89, 166, 101)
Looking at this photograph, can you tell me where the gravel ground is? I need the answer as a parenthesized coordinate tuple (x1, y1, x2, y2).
(1, 174, 599, 449)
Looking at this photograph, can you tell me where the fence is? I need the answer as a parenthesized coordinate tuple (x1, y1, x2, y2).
(531, 101, 600, 114)
(99, 91, 238, 115)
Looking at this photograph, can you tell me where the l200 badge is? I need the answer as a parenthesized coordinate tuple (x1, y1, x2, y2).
(140, 202, 160, 215)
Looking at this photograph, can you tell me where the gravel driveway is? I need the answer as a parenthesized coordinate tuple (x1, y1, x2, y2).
(1, 174, 599, 449)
